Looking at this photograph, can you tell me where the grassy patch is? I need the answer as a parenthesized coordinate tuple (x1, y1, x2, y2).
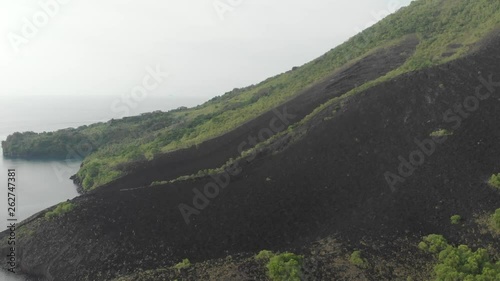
(450, 215, 462, 225)
(488, 173, 500, 189)
(475, 211, 500, 238)
(255, 250, 275, 261)
(491, 209, 500, 232)
(349, 250, 368, 268)
(45, 202, 75, 219)
(430, 129, 453, 137)
(172, 258, 191, 272)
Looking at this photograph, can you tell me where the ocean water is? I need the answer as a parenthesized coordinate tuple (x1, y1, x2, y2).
(0, 94, 202, 280)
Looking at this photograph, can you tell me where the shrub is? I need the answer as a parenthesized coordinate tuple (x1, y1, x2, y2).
(173, 259, 191, 271)
(430, 129, 453, 137)
(491, 208, 500, 231)
(255, 250, 275, 261)
(434, 245, 500, 280)
(45, 202, 75, 219)
(419, 234, 500, 280)
(266, 252, 303, 281)
(489, 174, 500, 189)
(418, 234, 448, 254)
(450, 215, 462, 225)
(349, 250, 367, 267)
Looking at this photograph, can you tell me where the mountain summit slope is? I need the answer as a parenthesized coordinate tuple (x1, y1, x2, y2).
(3, 0, 500, 192)
(2, 0, 500, 280)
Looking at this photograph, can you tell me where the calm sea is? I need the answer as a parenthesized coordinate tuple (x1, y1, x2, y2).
(0, 94, 202, 281)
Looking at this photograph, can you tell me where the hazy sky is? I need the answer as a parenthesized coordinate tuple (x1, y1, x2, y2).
(1, 0, 413, 103)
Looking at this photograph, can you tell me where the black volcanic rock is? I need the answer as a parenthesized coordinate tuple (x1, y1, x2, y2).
(2, 32, 500, 280)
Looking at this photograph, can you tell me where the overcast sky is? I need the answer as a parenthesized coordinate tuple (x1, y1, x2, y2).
(0, 0, 413, 103)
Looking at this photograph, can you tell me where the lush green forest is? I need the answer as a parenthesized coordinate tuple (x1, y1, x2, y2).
(1, 110, 183, 159)
(3, 0, 500, 190)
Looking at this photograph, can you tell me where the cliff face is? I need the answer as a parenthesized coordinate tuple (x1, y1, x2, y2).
(2, 31, 499, 280)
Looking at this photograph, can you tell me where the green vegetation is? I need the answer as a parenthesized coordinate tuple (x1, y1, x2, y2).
(17, 226, 35, 238)
(1, 111, 181, 159)
(491, 209, 500, 232)
(172, 258, 191, 272)
(450, 215, 462, 225)
(488, 174, 500, 189)
(267, 253, 303, 281)
(430, 129, 453, 137)
(255, 250, 275, 261)
(349, 250, 368, 267)
(4, 0, 500, 191)
(418, 234, 449, 253)
(255, 250, 303, 281)
(45, 202, 75, 219)
(419, 234, 500, 280)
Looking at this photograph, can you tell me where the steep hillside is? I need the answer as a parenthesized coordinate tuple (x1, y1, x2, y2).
(3, 0, 500, 192)
(3, 31, 500, 280)
(1, 0, 500, 280)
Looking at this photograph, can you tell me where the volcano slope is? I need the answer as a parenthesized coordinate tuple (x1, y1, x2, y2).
(96, 35, 419, 193)
(2, 31, 500, 280)
(4, 0, 500, 195)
